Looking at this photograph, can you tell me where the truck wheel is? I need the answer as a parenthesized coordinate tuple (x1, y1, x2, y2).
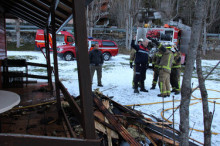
(64, 52, 73, 61)
(103, 52, 111, 61)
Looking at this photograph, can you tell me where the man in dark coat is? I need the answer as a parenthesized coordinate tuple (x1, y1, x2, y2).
(89, 44, 104, 87)
(131, 36, 150, 93)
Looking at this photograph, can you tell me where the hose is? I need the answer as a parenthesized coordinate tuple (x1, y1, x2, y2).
(125, 89, 220, 135)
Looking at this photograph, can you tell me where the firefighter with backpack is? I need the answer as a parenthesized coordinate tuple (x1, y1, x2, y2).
(148, 37, 174, 97)
(170, 45, 182, 95)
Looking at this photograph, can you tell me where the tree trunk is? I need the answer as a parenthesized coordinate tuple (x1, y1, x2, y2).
(16, 19, 20, 48)
(196, 46, 212, 146)
(203, 21, 207, 55)
(128, 16, 133, 50)
(179, 0, 206, 145)
(125, 17, 129, 50)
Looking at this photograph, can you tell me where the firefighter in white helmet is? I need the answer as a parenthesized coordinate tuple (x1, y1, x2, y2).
(130, 38, 143, 88)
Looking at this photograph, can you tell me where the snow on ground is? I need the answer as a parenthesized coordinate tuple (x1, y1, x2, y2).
(7, 51, 220, 145)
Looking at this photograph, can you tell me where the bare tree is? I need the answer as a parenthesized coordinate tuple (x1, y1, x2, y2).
(179, 0, 206, 145)
(110, 0, 142, 50)
(196, 46, 214, 146)
(86, 0, 104, 37)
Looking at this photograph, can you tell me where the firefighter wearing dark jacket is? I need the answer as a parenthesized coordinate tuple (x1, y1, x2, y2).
(131, 36, 149, 93)
(150, 50, 162, 89)
(148, 37, 174, 97)
(130, 38, 143, 88)
(89, 44, 104, 87)
(170, 46, 181, 95)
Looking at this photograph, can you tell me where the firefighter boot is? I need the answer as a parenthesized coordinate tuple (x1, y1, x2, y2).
(150, 85, 156, 90)
(157, 94, 167, 98)
(140, 82, 148, 92)
(175, 91, 180, 95)
(134, 82, 139, 93)
(171, 89, 177, 92)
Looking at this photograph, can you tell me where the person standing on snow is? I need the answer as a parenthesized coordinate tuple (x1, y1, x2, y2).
(150, 49, 162, 90)
(130, 38, 143, 88)
(148, 37, 174, 97)
(131, 36, 150, 93)
(89, 44, 104, 87)
(170, 45, 182, 95)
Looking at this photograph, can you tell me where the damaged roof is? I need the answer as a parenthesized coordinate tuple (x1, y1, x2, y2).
(0, 0, 93, 32)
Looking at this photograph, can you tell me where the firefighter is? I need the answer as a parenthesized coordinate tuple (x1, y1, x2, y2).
(150, 49, 162, 89)
(170, 45, 181, 95)
(148, 37, 174, 97)
(131, 36, 149, 93)
(130, 38, 143, 88)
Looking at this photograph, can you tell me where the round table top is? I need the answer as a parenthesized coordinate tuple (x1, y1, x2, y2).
(0, 90, 20, 114)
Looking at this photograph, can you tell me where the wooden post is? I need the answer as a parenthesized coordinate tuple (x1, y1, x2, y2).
(45, 27, 53, 92)
(72, 0, 96, 139)
(51, 5, 61, 115)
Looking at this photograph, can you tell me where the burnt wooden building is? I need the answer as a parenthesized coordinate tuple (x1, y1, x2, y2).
(0, 0, 100, 145)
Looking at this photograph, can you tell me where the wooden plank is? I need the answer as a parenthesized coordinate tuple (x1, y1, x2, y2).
(147, 132, 179, 146)
(58, 81, 81, 121)
(93, 96, 140, 146)
(140, 128, 157, 146)
(26, 62, 49, 68)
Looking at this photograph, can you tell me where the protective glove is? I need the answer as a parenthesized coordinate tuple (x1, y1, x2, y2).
(130, 62, 133, 69)
(177, 57, 181, 63)
(147, 37, 160, 46)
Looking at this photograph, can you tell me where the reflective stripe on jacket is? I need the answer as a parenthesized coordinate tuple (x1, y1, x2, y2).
(131, 40, 149, 64)
(172, 52, 181, 68)
(159, 49, 174, 73)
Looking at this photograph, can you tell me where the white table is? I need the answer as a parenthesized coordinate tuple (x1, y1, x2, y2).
(0, 90, 20, 114)
(0, 90, 20, 132)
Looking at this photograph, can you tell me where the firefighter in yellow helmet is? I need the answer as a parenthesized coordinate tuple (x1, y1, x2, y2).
(148, 37, 174, 97)
(170, 45, 182, 95)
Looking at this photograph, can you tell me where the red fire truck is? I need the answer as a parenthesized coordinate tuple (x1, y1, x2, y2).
(35, 29, 74, 51)
(137, 24, 191, 64)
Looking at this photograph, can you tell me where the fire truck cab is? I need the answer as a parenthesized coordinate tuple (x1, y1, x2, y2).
(35, 29, 74, 51)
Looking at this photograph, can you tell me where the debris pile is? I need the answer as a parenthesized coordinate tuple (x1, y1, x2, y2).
(63, 89, 199, 146)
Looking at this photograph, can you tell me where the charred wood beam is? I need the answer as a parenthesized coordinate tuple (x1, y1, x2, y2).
(2, 4, 46, 26)
(51, 4, 62, 116)
(36, 0, 65, 23)
(26, 62, 50, 68)
(22, 0, 49, 15)
(7, 11, 44, 29)
(45, 27, 53, 91)
(0, 134, 100, 146)
(7, 0, 48, 20)
(61, 106, 77, 138)
(97, 93, 144, 118)
(94, 116, 116, 132)
(93, 96, 140, 145)
(60, 0, 72, 9)
(72, 0, 96, 139)
(26, 74, 48, 79)
(58, 81, 82, 121)
(2, 1, 47, 24)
